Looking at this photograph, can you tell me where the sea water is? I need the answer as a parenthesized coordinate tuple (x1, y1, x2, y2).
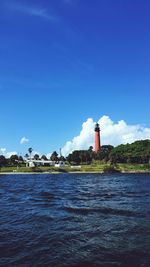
(0, 173, 150, 267)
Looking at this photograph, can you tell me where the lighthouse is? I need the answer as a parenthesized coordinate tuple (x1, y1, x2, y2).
(95, 123, 101, 153)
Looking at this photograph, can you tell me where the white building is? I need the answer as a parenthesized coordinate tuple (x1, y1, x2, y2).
(26, 159, 65, 168)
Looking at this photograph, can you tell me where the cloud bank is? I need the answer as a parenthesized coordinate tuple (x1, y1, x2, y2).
(62, 115, 150, 156)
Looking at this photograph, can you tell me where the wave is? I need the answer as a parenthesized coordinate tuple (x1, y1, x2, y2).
(64, 205, 142, 217)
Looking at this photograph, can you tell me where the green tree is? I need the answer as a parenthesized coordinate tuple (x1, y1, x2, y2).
(66, 153, 72, 164)
(66, 150, 92, 165)
(109, 140, 150, 164)
(0, 155, 7, 167)
(41, 155, 48, 161)
(18, 156, 24, 162)
(9, 155, 19, 166)
(34, 154, 40, 160)
(88, 146, 94, 162)
(50, 151, 59, 162)
(88, 146, 93, 152)
(59, 156, 66, 162)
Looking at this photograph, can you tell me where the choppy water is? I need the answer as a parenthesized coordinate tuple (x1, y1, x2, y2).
(0, 173, 150, 267)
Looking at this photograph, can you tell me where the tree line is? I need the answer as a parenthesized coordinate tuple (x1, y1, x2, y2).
(66, 140, 150, 164)
(0, 148, 65, 167)
(0, 140, 150, 167)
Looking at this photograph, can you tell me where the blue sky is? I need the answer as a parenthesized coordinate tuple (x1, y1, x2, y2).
(0, 0, 150, 156)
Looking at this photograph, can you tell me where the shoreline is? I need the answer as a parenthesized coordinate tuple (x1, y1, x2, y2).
(0, 170, 150, 175)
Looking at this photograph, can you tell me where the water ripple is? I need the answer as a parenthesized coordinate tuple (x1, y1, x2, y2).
(0, 173, 150, 267)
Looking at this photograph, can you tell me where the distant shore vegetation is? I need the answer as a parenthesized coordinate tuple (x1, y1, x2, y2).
(66, 140, 150, 165)
(0, 140, 150, 173)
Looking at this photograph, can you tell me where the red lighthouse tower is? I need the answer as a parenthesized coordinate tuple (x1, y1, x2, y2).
(95, 123, 101, 153)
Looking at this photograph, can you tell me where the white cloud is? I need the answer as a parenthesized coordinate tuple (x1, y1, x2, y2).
(62, 115, 150, 156)
(46, 152, 52, 159)
(0, 148, 6, 154)
(6, 3, 56, 21)
(62, 118, 95, 156)
(0, 148, 18, 158)
(6, 151, 18, 158)
(20, 137, 29, 144)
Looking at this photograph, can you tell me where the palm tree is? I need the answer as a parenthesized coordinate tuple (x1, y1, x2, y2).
(28, 148, 33, 159)
(25, 153, 29, 159)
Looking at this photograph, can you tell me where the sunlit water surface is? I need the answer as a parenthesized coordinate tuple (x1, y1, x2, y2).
(0, 173, 150, 267)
